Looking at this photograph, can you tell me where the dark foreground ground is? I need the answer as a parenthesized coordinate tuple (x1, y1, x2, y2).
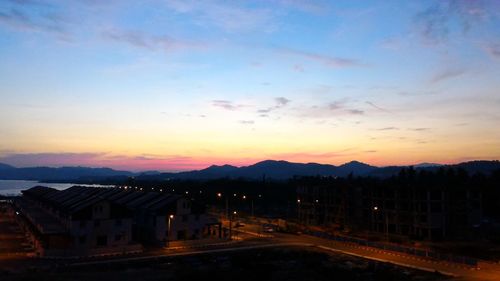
(2, 247, 450, 281)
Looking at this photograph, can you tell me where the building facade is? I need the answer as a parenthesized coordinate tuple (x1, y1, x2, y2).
(16, 185, 220, 256)
(297, 179, 482, 241)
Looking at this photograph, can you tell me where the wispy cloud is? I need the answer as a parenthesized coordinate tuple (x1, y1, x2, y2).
(484, 43, 500, 59)
(211, 100, 247, 111)
(374, 127, 399, 131)
(366, 101, 391, 113)
(238, 120, 254, 125)
(164, 0, 275, 32)
(413, 0, 494, 45)
(429, 68, 466, 84)
(256, 97, 291, 115)
(348, 109, 364, 115)
(398, 90, 438, 97)
(0, 7, 70, 40)
(295, 99, 365, 119)
(279, 48, 362, 68)
(102, 29, 205, 52)
(0, 152, 106, 168)
(409, 127, 431, 132)
(0, 152, 215, 171)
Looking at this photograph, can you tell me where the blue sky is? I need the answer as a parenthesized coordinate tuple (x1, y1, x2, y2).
(0, 0, 499, 171)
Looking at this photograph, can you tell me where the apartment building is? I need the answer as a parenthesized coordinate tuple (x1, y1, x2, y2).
(296, 178, 482, 241)
(16, 185, 220, 256)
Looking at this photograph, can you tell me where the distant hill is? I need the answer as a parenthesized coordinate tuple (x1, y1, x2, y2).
(336, 161, 378, 177)
(0, 163, 15, 170)
(368, 160, 500, 178)
(1, 160, 499, 182)
(0, 164, 133, 181)
(137, 160, 500, 181)
(413, 163, 443, 168)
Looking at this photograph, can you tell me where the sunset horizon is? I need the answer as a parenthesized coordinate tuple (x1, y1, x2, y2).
(2, 1, 499, 172)
(2, 1, 500, 279)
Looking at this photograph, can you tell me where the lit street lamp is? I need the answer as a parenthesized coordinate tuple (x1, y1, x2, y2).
(297, 199, 301, 223)
(217, 192, 229, 219)
(167, 214, 174, 247)
(372, 206, 388, 241)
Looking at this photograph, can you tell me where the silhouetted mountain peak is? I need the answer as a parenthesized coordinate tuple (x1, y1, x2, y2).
(413, 162, 442, 168)
(0, 163, 15, 170)
(336, 160, 377, 176)
(340, 160, 372, 167)
(1, 159, 499, 182)
(203, 164, 238, 172)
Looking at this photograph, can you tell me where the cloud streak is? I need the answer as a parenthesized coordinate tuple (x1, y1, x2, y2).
(257, 97, 291, 115)
(413, 0, 496, 45)
(164, 0, 275, 32)
(366, 101, 391, 113)
(211, 100, 247, 111)
(429, 68, 466, 84)
(279, 48, 362, 68)
(102, 29, 205, 52)
(0, 7, 69, 39)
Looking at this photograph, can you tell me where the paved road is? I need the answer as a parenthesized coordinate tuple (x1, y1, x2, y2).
(67, 227, 500, 281)
(244, 225, 500, 281)
(3, 216, 500, 280)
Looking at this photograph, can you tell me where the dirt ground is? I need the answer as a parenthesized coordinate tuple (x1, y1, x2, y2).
(2, 247, 451, 281)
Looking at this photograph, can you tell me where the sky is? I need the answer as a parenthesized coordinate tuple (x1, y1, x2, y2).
(0, 0, 500, 171)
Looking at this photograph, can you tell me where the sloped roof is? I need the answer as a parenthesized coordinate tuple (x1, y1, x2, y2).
(22, 186, 181, 215)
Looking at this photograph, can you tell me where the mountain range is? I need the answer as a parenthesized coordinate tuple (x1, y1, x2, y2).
(0, 160, 499, 182)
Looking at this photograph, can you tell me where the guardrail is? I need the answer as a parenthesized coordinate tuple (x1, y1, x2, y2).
(302, 229, 478, 267)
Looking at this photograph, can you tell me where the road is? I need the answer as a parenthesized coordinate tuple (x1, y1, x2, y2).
(237, 223, 500, 281)
(2, 216, 500, 280)
(64, 221, 500, 280)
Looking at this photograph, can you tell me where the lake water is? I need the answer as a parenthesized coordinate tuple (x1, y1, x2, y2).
(0, 180, 114, 196)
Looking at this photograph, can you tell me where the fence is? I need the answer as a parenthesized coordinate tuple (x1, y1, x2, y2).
(302, 229, 478, 267)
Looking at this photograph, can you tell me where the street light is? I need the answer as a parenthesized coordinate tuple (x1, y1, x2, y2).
(241, 195, 254, 217)
(297, 199, 301, 223)
(167, 214, 174, 247)
(229, 211, 238, 240)
(217, 192, 229, 219)
(372, 206, 388, 241)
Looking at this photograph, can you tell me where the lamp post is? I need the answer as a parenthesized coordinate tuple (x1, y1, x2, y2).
(167, 214, 174, 247)
(373, 206, 388, 241)
(242, 195, 254, 217)
(217, 192, 229, 219)
(297, 199, 301, 223)
(229, 211, 237, 240)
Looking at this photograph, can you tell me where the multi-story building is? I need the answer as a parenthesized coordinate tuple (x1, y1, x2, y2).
(18, 186, 138, 256)
(15, 185, 220, 256)
(296, 178, 482, 241)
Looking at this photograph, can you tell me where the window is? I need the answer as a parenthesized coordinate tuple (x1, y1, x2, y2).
(114, 235, 122, 241)
(182, 215, 188, 222)
(195, 214, 200, 221)
(420, 215, 427, 223)
(79, 235, 87, 244)
(94, 220, 100, 227)
(96, 235, 107, 247)
(79, 220, 87, 228)
(115, 219, 122, 226)
(430, 202, 442, 213)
